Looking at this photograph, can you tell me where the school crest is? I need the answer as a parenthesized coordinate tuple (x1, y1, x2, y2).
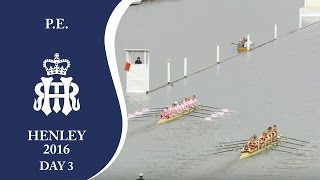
(33, 53, 80, 116)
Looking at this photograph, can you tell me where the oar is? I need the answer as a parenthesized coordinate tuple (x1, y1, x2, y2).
(216, 112, 226, 116)
(271, 149, 304, 155)
(131, 112, 159, 117)
(211, 147, 241, 155)
(220, 139, 248, 144)
(137, 113, 159, 117)
(187, 114, 206, 118)
(193, 111, 212, 116)
(199, 105, 220, 109)
(142, 107, 164, 112)
(281, 141, 309, 147)
(278, 145, 301, 151)
(197, 108, 215, 112)
(221, 109, 235, 113)
(133, 113, 158, 117)
(202, 112, 228, 121)
(188, 114, 220, 121)
(129, 115, 156, 119)
(214, 146, 243, 151)
(280, 136, 311, 144)
(135, 111, 161, 115)
(197, 109, 230, 116)
(203, 116, 217, 121)
(149, 110, 162, 113)
(214, 142, 246, 147)
(150, 107, 164, 109)
(141, 108, 163, 112)
(231, 42, 238, 45)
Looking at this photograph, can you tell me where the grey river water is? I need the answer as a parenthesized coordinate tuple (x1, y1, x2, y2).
(96, 0, 320, 179)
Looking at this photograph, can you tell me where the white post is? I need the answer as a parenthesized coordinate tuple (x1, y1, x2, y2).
(147, 52, 150, 66)
(217, 45, 220, 64)
(143, 51, 147, 64)
(247, 34, 250, 51)
(167, 59, 171, 84)
(184, 58, 187, 77)
(125, 51, 129, 63)
(146, 52, 150, 91)
(274, 24, 277, 39)
(299, 15, 302, 29)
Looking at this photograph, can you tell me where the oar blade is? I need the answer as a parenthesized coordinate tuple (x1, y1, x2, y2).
(211, 114, 218, 118)
(142, 108, 150, 112)
(211, 147, 240, 155)
(135, 111, 143, 115)
(128, 114, 135, 119)
(204, 117, 213, 121)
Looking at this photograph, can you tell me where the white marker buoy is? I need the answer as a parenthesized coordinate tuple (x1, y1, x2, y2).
(167, 59, 171, 84)
(274, 24, 278, 39)
(247, 34, 250, 51)
(299, 15, 302, 28)
(217, 45, 220, 64)
(184, 58, 187, 77)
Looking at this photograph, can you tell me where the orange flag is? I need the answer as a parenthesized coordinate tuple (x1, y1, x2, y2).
(124, 62, 131, 71)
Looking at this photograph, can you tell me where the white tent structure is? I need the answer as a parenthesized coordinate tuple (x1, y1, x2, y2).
(300, 0, 320, 28)
(124, 49, 150, 93)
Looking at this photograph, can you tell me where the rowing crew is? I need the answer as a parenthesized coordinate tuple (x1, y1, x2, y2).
(241, 125, 278, 153)
(160, 95, 198, 120)
(238, 37, 254, 49)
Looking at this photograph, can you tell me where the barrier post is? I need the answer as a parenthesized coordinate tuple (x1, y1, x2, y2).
(184, 58, 187, 77)
(247, 34, 250, 51)
(299, 15, 302, 28)
(217, 45, 220, 64)
(274, 24, 278, 39)
(167, 59, 171, 84)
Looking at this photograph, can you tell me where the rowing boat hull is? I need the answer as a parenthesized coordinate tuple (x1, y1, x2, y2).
(239, 139, 279, 159)
(157, 107, 196, 124)
(237, 47, 250, 52)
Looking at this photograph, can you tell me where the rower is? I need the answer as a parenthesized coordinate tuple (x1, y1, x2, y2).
(238, 37, 245, 47)
(177, 101, 184, 113)
(266, 127, 273, 143)
(248, 134, 259, 151)
(180, 100, 187, 112)
(241, 143, 252, 153)
(271, 125, 278, 138)
(168, 103, 175, 117)
(161, 106, 170, 119)
(191, 95, 198, 107)
(136, 173, 145, 180)
(259, 131, 268, 147)
(182, 98, 189, 110)
(173, 101, 179, 115)
(244, 38, 254, 49)
(187, 98, 193, 109)
(272, 125, 278, 134)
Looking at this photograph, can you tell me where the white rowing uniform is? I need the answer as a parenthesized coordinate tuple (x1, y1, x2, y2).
(177, 104, 184, 113)
(168, 107, 174, 116)
(172, 106, 179, 115)
(181, 103, 187, 111)
(160, 112, 166, 119)
(187, 101, 193, 108)
(189, 99, 197, 107)
(182, 100, 189, 109)
(244, 40, 253, 48)
(193, 99, 198, 106)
